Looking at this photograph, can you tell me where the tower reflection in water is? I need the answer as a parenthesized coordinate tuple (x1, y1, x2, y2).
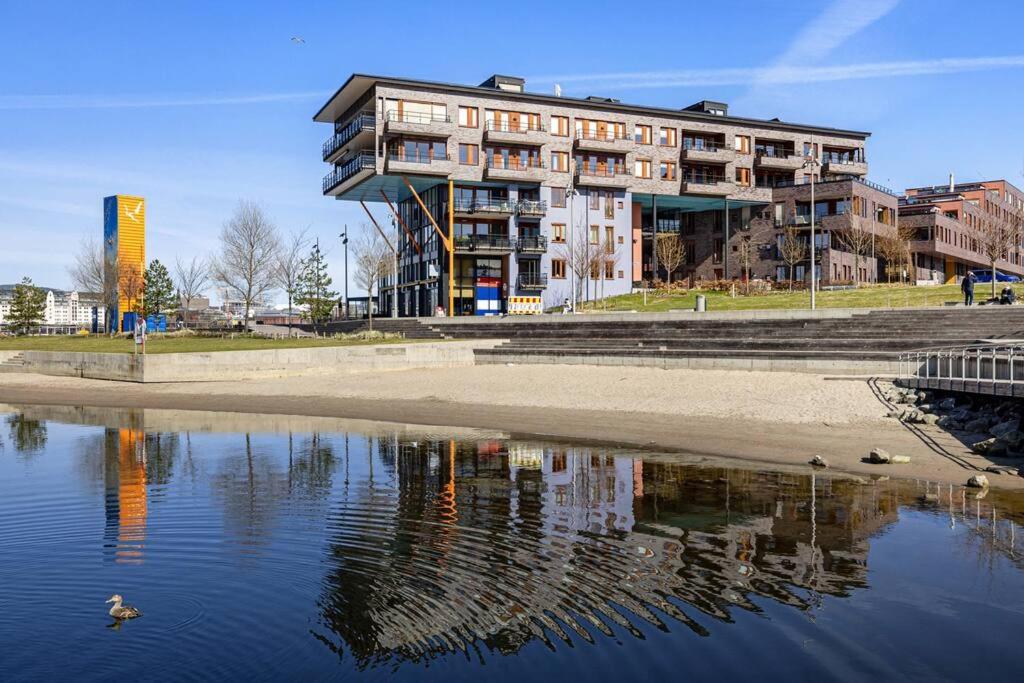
(103, 424, 148, 564)
(315, 437, 900, 669)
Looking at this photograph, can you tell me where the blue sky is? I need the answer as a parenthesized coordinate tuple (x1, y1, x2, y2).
(2, 0, 1023, 298)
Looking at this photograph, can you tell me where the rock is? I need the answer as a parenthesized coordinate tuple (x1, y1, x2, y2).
(921, 414, 940, 426)
(991, 419, 1021, 438)
(890, 455, 911, 464)
(887, 409, 904, 419)
(985, 465, 1019, 475)
(936, 415, 959, 429)
(918, 403, 933, 414)
(951, 407, 973, 422)
(938, 397, 957, 411)
(809, 455, 828, 468)
(997, 430, 1024, 449)
(971, 438, 997, 454)
(869, 448, 891, 464)
(967, 474, 990, 488)
(964, 417, 992, 433)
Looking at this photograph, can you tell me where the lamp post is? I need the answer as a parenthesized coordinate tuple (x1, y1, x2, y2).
(802, 155, 820, 310)
(566, 162, 579, 312)
(339, 226, 349, 319)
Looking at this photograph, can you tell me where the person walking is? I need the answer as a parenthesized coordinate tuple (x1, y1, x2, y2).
(961, 271, 976, 306)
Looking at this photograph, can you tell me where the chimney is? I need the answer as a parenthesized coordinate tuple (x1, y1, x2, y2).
(949, 172, 954, 192)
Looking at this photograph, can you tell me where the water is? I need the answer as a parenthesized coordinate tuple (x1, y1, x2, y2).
(2, 404, 1024, 681)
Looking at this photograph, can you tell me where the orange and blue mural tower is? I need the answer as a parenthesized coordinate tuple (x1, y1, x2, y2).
(103, 195, 145, 331)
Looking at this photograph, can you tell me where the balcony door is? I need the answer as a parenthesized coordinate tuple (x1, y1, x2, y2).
(508, 111, 521, 132)
(597, 121, 608, 140)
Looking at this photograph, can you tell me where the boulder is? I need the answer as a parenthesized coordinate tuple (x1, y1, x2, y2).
(921, 414, 940, 426)
(971, 438, 998, 454)
(936, 416, 960, 429)
(918, 403, 934, 414)
(991, 420, 1021, 439)
(964, 417, 992, 433)
(997, 430, 1024, 449)
(869, 448, 891, 464)
(967, 474, 990, 488)
(809, 455, 828, 468)
(890, 455, 912, 464)
(938, 397, 957, 411)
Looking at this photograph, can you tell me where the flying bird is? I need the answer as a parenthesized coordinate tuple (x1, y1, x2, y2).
(290, 36, 305, 44)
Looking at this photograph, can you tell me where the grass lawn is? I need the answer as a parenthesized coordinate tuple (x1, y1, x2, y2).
(0, 334, 415, 355)
(578, 283, 976, 313)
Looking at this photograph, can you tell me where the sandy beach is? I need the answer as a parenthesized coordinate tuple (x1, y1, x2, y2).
(0, 365, 1017, 489)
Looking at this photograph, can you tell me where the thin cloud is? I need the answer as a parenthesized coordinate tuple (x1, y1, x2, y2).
(0, 91, 326, 110)
(532, 56, 1024, 91)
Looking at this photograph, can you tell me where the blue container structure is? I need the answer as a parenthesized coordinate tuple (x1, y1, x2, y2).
(121, 311, 138, 334)
(145, 315, 167, 333)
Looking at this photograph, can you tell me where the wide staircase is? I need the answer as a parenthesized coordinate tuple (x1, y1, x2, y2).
(355, 308, 1024, 370)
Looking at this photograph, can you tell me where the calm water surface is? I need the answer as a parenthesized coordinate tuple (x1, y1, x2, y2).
(2, 404, 1024, 681)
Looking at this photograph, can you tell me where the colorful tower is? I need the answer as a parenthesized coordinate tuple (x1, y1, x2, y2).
(103, 195, 146, 331)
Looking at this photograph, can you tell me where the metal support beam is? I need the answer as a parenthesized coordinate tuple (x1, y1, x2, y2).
(359, 201, 395, 252)
(359, 200, 398, 319)
(379, 189, 421, 255)
(448, 179, 455, 318)
(401, 177, 451, 251)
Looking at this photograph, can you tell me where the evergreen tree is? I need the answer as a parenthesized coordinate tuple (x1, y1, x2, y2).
(296, 242, 338, 336)
(8, 277, 47, 335)
(144, 259, 175, 317)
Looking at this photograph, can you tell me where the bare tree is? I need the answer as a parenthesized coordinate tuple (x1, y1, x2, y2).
(69, 236, 118, 331)
(876, 235, 903, 283)
(274, 228, 309, 337)
(556, 222, 600, 306)
(978, 210, 1020, 299)
(118, 262, 145, 316)
(834, 222, 874, 284)
(598, 234, 624, 307)
(779, 226, 806, 290)
(654, 233, 686, 286)
(211, 201, 281, 332)
(174, 256, 209, 329)
(352, 225, 393, 331)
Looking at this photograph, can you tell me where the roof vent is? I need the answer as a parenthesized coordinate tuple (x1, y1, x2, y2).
(684, 100, 729, 116)
(585, 96, 620, 103)
(479, 75, 525, 92)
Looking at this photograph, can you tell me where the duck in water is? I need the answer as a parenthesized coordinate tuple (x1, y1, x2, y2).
(106, 594, 142, 620)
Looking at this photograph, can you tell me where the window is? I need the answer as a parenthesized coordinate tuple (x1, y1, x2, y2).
(604, 260, 615, 279)
(618, 270, 625, 279)
(634, 159, 651, 179)
(551, 115, 569, 136)
(735, 135, 750, 154)
(660, 127, 677, 147)
(552, 223, 566, 243)
(660, 161, 677, 181)
(552, 258, 566, 278)
(551, 187, 566, 207)
(605, 226, 615, 252)
(458, 143, 478, 165)
(551, 151, 569, 172)
(735, 167, 751, 186)
(589, 225, 599, 245)
(458, 106, 478, 128)
(635, 124, 652, 144)
(604, 190, 615, 219)
(588, 190, 599, 210)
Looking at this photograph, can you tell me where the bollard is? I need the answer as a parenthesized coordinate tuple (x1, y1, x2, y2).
(695, 294, 706, 312)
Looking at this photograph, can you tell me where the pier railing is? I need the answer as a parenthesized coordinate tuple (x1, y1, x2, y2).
(898, 343, 1024, 396)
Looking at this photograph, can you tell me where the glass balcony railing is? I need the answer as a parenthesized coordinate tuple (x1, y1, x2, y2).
(486, 158, 545, 171)
(453, 198, 515, 214)
(454, 235, 514, 251)
(517, 273, 549, 289)
(386, 151, 450, 164)
(322, 114, 375, 160)
(485, 120, 546, 133)
(755, 147, 797, 159)
(683, 139, 727, 152)
(516, 236, 548, 252)
(683, 173, 728, 185)
(576, 165, 630, 178)
(385, 110, 450, 124)
(575, 129, 629, 142)
(322, 151, 375, 193)
(516, 199, 548, 216)
(821, 151, 866, 164)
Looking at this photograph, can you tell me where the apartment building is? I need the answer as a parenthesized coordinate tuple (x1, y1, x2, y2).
(0, 285, 101, 328)
(315, 73, 871, 315)
(899, 178, 1024, 283)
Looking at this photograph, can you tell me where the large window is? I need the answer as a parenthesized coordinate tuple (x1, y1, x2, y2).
(551, 115, 569, 136)
(551, 151, 569, 172)
(552, 223, 566, 243)
(551, 187, 566, 207)
(604, 226, 615, 252)
(660, 161, 677, 181)
(589, 225, 599, 245)
(552, 258, 566, 279)
(458, 106, 478, 127)
(735, 167, 750, 186)
(635, 125, 652, 144)
(634, 159, 651, 179)
(459, 144, 478, 165)
(660, 127, 677, 147)
(389, 138, 446, 162)
(734, 135, 751, 154)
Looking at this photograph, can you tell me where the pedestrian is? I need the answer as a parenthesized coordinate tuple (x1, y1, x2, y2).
(1000, 285, 1016, 305)
(961, 271, 976, 306)
(562, 298, 571, 314)
(134, 316, 147, 355)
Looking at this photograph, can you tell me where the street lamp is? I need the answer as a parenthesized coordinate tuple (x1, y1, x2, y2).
(339, 226, 349, 319)
(565, 166, 579, 312)
(802, 155, 820, 310)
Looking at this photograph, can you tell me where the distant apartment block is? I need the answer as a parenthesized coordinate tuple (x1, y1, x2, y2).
(0, 285, 102, 328)
(315, 73, 874, 315)
(900, 178, 1024, 283)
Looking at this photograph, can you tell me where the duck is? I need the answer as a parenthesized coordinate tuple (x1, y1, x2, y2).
(106, 594, 142, 619)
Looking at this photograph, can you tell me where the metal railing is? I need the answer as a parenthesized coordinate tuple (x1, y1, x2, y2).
(485, 120, 545, 133)
(821, 151, 866, 165)
(683, 173, 728, 185)
(323, 113, 375, 159)
(322, 151, 375, 192)
(577, 165, 630, 178)
(452, 198, 516, 214)
(385, 110, 450, 124)
(386, 151, 450, 164)
(898, 343, 1024, 393)
(486, 158, 546, 171)
(516, 236, 548, 252)
(683, 139, 728, 152)
(453, 235, 514, 251)
(517, 273, 549, 289)
(516, 199, 548, 216)
(755, 147, 797, 159)
(575, 129, 629, 142)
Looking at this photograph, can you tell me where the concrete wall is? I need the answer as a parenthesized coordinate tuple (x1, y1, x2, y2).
(1, 350, 143, 381)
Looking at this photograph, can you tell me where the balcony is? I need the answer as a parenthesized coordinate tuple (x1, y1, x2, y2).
(517, 273, 549, 290)
(680, 139, 733, 163)
(821, 152, 867, 176)
(454, 234, 514, 255)
(682, 173, 735, 196)
(575, 165, 631, 188)
(322, 113, 375, 162)
(385, 151, 455, 176)
(484, 158, 546, 182)
(383, 110, 451, 138)
(516, 199, 548, 218)
(323, 151, 376, 195)
(574, 130, 632, 153)
(754, 148, 803, 170)
(516, 236, 548, 254)
(484, 120, 546, 145)
(453, 197, 516, 217)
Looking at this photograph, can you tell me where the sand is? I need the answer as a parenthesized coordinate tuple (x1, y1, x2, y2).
(0, 366, 1018, 490)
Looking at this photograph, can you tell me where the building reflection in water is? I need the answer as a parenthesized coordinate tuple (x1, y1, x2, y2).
(102, 421, 148, 564)
(314, 438, 901, 669)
